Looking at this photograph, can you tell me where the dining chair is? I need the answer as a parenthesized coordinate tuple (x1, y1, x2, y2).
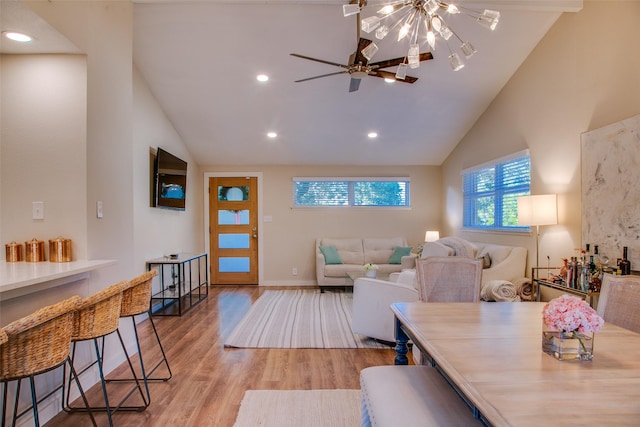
(415, 256, 483, 303)
(0, 296, 96, 426)
(106, 270, 172, 404)
(596, 273, 640, 333)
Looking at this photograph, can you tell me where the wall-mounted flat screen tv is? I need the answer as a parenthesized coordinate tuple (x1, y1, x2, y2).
(154, 147, 187, 210)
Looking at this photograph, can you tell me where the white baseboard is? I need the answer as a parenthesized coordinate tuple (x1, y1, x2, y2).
(260, 280, 317, 287)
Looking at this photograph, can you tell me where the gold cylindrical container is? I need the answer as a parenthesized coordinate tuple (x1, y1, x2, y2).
(5, 241, 24, 262)
(25, 238, 46, 262)
(49, 237, 72, 263)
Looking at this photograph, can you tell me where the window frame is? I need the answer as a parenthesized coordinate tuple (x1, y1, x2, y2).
(461, 150, 531, 232)
(292, 177, 411, 208)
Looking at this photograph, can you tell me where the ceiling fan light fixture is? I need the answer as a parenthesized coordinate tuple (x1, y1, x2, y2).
(345, 1, 501, 72)
(351, 70, 368, 79)
(384, 77, 396, 83)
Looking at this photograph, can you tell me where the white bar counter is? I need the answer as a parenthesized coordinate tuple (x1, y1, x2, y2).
(0, 259, 116, 301)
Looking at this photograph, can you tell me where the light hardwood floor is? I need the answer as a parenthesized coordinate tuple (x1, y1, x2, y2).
(45, 286, 397, 426)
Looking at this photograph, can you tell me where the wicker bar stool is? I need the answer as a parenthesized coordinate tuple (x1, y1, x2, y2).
(64, 280, 148, 427)
(107, 270, 172, 403)
(0, 296, 96, 427)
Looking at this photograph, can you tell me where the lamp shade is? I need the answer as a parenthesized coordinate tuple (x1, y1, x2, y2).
(517, 194, 558, 226)
(425, 230, 440, 242)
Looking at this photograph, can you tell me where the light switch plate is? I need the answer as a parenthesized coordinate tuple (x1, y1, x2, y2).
(96, 201, 103, 219)
(32, 201, 44, 220)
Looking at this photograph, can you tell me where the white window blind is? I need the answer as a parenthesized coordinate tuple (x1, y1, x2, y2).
(293, 177, 410, 207)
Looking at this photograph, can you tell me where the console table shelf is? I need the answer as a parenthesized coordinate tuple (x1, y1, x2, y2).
(146, 253, 208, 316)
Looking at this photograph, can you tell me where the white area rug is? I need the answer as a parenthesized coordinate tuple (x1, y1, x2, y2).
(234, 389, 361, 427)
(224, 290, 388, 349)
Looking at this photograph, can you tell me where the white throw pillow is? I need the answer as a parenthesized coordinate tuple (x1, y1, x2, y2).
(420, 242, 455, 259)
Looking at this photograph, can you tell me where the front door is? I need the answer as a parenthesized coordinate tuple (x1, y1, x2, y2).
(209, 177, 258, 284)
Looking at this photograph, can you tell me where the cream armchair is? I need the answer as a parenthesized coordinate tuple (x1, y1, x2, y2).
(352, 271, 420, 343)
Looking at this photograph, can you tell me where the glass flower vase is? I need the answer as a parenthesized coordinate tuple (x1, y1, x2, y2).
(365, 270, 376, 278)
(542, 322, 595, 361)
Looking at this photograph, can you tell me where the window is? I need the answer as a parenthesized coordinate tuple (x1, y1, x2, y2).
(293, 177, 410, 207)
(462, 150, 530, 231)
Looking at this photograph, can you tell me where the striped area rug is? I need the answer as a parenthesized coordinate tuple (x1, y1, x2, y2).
(224, 290, 388, 349)
(234, 389, 361, 427)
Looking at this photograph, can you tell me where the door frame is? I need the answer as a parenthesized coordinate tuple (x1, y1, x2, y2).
(204, 172, 264, 286)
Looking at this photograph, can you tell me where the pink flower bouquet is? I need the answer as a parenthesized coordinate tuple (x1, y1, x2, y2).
(542, 294, 604, 333)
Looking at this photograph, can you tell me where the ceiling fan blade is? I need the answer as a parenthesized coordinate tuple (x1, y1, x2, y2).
(349, 77, 362, 92)
(352, 38, 373, 66)
(371, 70, 418, 84)
(294, 71, 349, 83)
(369, 52, 434, 70)
(290, 53, 349, 69)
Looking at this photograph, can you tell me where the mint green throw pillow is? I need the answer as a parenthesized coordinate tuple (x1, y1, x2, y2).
(389, 246, 413, 264)
(319, 246, 343, 265)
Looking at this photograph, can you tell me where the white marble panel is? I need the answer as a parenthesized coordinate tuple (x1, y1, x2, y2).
(581, 114, 640, 271)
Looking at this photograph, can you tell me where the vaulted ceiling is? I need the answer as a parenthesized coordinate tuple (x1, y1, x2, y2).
(2, 1, 583, 166)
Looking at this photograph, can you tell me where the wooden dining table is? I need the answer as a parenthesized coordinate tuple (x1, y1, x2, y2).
(390, 301, 640, 426)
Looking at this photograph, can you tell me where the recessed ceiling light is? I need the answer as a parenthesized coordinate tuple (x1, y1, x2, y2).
(3, 31, 32, 43)
(267, 132, 277, 138)
(256, 74, 269, 82)
(368, 132, 378, 139)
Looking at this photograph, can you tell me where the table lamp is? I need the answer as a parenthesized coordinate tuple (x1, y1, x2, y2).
(425, 231, 440, 243)
(517, 194, 558, 268)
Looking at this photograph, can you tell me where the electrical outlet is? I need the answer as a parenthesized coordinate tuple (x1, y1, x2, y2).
(292, 267, 298, 276)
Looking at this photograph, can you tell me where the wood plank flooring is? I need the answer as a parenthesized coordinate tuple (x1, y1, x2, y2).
(45, 286, 397, 426)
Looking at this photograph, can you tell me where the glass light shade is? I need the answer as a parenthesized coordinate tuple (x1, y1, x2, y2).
(517, 194, 558, 226)
(408, 44, 420, 68)
(378, 5, 395, 15)
(424, 0, 439, 15)
(361, 42, 379, 61)
(431, 16, 442, 32)
(461, 41, 476, 58)
(439, 25, 453, 40)
(375, 25, 390, 40)
(478, 9, 501, 31)
(362, 16, 381, 33)
(343, 4, 361, 17)
(395, 63, 408, 80)
(449, 52, 464, 71)
(425, 231, 440, 242)
(446, 4, 460, 14)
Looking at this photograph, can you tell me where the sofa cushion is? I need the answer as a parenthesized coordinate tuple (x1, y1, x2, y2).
(321, 238, 364, 265)
(389, 246, 413, 264)
(363, 238, 405, 264)
(319, 245, 343, 264)
(420, 242, 455, 258)
(396, 270, 418, 290)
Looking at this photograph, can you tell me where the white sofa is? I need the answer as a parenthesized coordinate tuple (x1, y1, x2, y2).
(316, 237, 415, 288)
(352, 237, 529, 342)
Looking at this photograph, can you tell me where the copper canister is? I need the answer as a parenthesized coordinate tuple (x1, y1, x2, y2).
(5, 241, 23, 262)
(25, 238, 46, 262)
(49, 237, 72, 263)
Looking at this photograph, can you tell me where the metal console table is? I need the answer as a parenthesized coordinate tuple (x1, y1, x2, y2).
(146, 253, 208, 316)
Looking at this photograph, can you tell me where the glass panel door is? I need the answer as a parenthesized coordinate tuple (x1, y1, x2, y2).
(209, 177, 258, 284)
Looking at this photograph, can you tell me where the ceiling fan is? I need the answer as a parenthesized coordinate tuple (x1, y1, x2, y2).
(290, 9, 434, 93)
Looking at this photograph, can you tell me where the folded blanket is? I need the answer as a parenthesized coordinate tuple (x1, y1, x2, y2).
(481, 280, 521, 302)
(437, 237, 478, 258)
(513, 277, 533, 301)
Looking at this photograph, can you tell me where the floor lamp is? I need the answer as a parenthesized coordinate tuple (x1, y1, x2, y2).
(517, 194, 558, 269)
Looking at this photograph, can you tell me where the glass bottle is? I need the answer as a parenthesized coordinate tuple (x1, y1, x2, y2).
(620, 246, 631, 275)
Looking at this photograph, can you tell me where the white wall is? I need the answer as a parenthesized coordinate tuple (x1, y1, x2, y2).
(133, 65, 204, 269)
(441, 0, 640, 273)
(202, 164, 441, 284)
(1, 55, 87, 260)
